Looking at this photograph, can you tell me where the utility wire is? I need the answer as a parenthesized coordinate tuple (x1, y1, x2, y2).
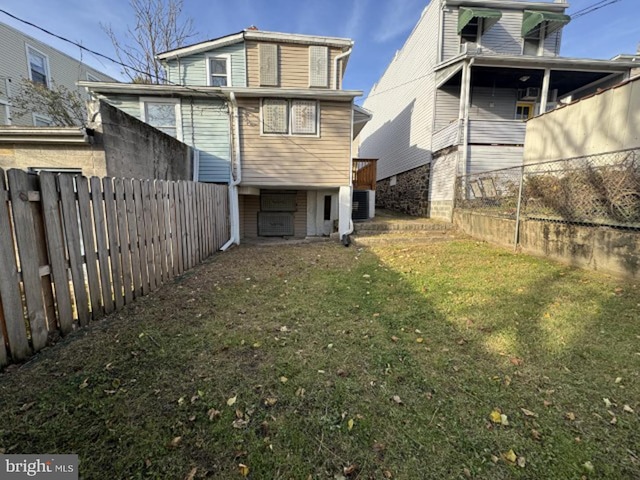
(0, 8, 352, 177)
(361, 0, 624, 102)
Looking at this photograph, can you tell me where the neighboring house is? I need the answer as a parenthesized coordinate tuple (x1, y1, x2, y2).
(524, 75, 640, 163)
(0, 21, 115, 126)
(0, 100, 193, 180)
(81, 29, 367, 244)
(357, 0, 639, 220)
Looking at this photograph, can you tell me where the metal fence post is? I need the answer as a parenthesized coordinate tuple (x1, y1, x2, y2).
(513, 165, 525, 251)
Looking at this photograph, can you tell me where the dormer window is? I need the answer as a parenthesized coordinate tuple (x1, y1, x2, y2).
(207, 55, 230, 87)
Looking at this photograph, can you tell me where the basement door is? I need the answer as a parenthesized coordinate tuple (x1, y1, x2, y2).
(257, 191, 296, 236)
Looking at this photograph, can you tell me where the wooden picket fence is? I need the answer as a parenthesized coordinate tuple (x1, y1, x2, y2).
(0, 168, 229, 368)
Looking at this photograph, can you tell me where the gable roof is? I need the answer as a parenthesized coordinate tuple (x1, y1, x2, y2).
(157, 29, 353, 60)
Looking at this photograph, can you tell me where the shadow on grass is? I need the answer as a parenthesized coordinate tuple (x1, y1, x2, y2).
(0, 241, 638, 479)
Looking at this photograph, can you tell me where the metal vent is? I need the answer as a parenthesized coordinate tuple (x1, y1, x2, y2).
(258, 212, 294, 236)
(352, 190, 369, 221)
(261, 192, 296, 212)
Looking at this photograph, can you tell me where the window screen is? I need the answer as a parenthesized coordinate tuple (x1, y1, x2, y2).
(309, 45, 329, 87)
(28, 48, 48, 87)
(262, 99, 288, 134)
(291, 100, 317, 135)
(209, 57, 228, 87)
(145, 102, 177, 137)
(259, 44, 279, 86)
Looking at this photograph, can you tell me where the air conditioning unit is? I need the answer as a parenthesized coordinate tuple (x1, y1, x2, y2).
(518, 87, 540, 101)
(460, 42, 482, 54)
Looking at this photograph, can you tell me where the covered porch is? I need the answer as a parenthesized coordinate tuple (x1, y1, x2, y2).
(432, 55, 636, 172)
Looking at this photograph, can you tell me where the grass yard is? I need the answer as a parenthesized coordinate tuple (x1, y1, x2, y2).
(0, 238, 639, 479)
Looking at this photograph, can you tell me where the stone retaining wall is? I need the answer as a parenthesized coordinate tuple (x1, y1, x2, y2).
(376, 164, 430, 216)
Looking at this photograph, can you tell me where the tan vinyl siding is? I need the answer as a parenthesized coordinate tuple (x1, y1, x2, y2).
(238, 98, 351, 187)
(0, 22, 115, 126)
(246, 41, 343, 89)
(294, 190, 307, 238)
(240, 194, 260, 239)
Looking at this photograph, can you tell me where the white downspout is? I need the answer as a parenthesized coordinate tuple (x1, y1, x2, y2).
(221, 91, 242, 251)
(334, 46, 353, 90)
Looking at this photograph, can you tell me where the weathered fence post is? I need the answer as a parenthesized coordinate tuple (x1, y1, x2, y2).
(513, 165, 525, 251)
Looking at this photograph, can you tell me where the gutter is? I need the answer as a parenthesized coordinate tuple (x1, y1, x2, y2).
(220, 91, 242, 251)
(334, 46, 353, 90)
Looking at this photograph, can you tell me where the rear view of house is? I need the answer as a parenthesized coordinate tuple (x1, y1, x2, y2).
(358, 0, 638, 220)
(83, 29, 367, 244)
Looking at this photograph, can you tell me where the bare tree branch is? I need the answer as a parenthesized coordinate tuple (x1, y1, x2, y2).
(102, 0, 197, 84)
(11, 79, 86, 126)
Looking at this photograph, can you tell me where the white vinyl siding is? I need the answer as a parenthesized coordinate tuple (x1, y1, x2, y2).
(442, 8, 460, 60)
(259, 43, 279, 86)
(467, 145, 524, 173)
(359, 2, 440, 180)
(434, 86, 460, 131)
(470, 87, 518, 120)
(309, 46, 329, 87)
(0, 22, 114, 126)
(430, 150, 458, 201)
(165, 43, 246, 87)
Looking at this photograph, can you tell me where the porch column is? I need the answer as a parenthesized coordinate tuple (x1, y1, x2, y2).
(540, 68, 551, 114)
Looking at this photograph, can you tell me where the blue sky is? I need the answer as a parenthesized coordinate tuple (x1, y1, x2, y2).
(1, 0, 638, 99)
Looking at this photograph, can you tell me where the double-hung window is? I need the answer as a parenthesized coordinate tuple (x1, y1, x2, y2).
(142, 99, 180, 138)
(27, 45, 50, 87)
(207, 55, 230, 87)
(262, 99, 318, 136)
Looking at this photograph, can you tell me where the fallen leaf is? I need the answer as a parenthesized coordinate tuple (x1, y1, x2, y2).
(543, 400, 553, 407)
(504, 376, 512, 386)
(603, 398, 613, 408)
(500, 414, 509, 426)
(463, 467, 471, 478)
(615, 377, 623, 384)
(227, 395, 237, 406)
(79, 378, 89, 389)
(416, 338, 424, 343)
(184, 467, 197, 480)
(295, 387, 305, 397)
(391, 336, 399, 342)
(583, 461, 594, 473)
(238, 463, 250, 477)
(392, 395, 403, 405)
(232, 418, 249, 429)
(489, 410, 502, 423)
(20, 402, 36, 412)
(610, 416, 618, 425)
(348, 419, 354, 431)
(280, 376, 288, 383)
(566, 412, 576, 421)
(169, 436, 182, 448)
(264, 397, 278, 407)
(623, 405, 634, 413)
(531, 429, 542, 441)
(343, 464, 358, 476)
(490, 455, 499, 464)
(509, 357, 523, 366)
(383, 470, 393, 479)
(517, 456, 526, 468)
(178, 397, 185, 406)
(207, 408, 221, 420)
(521, 408, 538, 418)
(502, 449, 517, 463)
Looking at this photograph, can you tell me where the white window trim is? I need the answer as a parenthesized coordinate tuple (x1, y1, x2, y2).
(205, 53, 232, 87)
(86, 72, 100, 82)
(25, 44, 51, 88)
(24, 43, 51, 88)
(139, 97, 183, 141)
(32, 113, 52, 126)
(260, 98, 321, 138)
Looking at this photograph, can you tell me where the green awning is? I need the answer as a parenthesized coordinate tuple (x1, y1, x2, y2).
(458, 7, 502, 34)
(522, 10, 571, 37)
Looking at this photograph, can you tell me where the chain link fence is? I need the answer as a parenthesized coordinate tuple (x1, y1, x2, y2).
(455, 148, 640, 229)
